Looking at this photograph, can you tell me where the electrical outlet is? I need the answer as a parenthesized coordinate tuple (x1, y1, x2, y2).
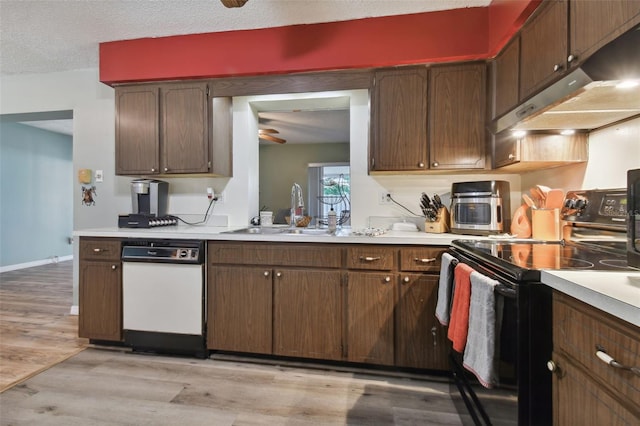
(215, 191, 224, 204)
(378, 191, 392, 204)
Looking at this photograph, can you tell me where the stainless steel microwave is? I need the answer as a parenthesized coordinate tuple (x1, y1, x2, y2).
(628, 168, 640, 268)
(450, 180, 511, 236)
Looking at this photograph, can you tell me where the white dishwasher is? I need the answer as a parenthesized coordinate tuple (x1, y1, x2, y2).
(121, 239, 206, 358)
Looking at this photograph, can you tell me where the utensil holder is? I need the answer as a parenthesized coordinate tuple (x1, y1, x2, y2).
(532, 208, 561, 241)
(425, 207, 450, 233)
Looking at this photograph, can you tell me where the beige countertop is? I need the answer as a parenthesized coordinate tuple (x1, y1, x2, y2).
(541, 270, 640, 327)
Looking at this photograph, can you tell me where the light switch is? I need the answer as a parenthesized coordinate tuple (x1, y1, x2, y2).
(95, 170, 103, 183)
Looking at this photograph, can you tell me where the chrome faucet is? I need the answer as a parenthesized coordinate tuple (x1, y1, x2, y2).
(290, 182, 304, 227)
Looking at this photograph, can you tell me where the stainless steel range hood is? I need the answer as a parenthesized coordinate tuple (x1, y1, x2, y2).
(493, 25, 640, 133)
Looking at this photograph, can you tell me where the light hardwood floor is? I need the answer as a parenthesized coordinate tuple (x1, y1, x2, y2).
(0, 261, 87, 392)
(0, 261, 468, 425)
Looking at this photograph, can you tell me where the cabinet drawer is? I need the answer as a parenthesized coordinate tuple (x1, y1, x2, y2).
(346, 246, 396, 270)
(399, 247, 445, 272)
(80, 238, 121, 261)
(553, 292, 640, 406)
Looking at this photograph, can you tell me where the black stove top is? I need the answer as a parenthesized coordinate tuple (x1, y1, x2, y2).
(451, 239, 638, 282)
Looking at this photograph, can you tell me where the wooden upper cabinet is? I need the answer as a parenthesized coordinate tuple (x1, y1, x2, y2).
(429, 62, 487, 170)
(569, 0, 640, 66)
(491, 36, 520, 120)
(115, 85, 160, 175)
(519, 0, 568, 101)
(370, 67, 428, 172)
(160, 82, 211, 174)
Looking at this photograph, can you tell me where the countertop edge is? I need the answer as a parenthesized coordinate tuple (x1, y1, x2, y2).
(541, 270, 640, 328)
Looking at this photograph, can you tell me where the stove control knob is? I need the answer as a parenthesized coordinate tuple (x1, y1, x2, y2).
(574, 199, 587, 210)
(564, 199, 575, 209)
(179, 250, 188, 258)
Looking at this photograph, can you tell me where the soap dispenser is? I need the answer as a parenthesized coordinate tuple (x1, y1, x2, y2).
(328, 207, 337, 232)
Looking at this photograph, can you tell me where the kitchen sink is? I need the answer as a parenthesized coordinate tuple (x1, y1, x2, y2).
(223, 226, 334, 236)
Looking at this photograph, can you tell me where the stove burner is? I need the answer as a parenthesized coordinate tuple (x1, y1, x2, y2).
(558, 257, 594, 269)
(598, 259, 631, 269)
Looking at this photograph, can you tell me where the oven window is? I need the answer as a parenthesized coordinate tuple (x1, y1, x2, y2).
(455, 203, 491, 225)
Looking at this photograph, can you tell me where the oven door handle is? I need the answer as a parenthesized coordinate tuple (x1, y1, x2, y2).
(496, 284, 516, 299)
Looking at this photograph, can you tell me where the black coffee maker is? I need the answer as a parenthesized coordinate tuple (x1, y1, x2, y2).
(118, 179, 175, 228)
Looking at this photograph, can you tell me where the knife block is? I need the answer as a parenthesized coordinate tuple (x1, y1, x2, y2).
(425, 207, 450, 233)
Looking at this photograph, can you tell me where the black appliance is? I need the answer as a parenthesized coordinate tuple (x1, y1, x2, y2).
(629, 169, 640, 269)
(119, 179, 177, 228)
(450, 180, 511, 236)
(447, 188, 637, 425)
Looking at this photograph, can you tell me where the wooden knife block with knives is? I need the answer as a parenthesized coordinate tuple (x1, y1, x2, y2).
(425, 207, 450, 233)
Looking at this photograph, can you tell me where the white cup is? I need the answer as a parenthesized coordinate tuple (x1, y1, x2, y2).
(260, 211, 273, 227)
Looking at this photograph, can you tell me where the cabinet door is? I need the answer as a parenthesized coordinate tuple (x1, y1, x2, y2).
(520, 0, 568, 100)
(551, 353, 639, 425)
(370, 67, 428, 172)
(346, 272, 395, 365)
(79, 261, 122, 341)
(161, 82, 211, 174)
(429, 62, 486, 170)
(396, 273, 448, 370)
(208, 266, 272, 354)
(570, 0, 640, 64)
(115, 85, 160, 175)
(492, 36, 520, 120)
(273, 269, 343, 360)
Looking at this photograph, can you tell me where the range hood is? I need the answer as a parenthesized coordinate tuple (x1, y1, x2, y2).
(494, 24, 640, 134)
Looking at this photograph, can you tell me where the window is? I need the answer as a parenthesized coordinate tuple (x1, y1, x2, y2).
(307, 163, 350, 226)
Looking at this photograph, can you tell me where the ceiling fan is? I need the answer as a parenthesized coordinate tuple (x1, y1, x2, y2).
(220, 0, 249, 7)
(259, 128, 286, 144)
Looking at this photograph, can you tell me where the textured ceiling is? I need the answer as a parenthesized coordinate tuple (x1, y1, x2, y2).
(2, 0, 490, 141)
(0, 0, 490, 76)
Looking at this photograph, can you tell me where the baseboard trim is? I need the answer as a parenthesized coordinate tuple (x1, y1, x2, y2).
(0, 255, 73, 273)
(69, 305, 79, 316)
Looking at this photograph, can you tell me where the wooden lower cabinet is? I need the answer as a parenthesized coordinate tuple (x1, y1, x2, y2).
(78, 238, 122, 341)
(396, 273, 448, 370)
(346, 272, 395, 365)
(273, 269, 343, 360)
(551, 292, 640, 424)
(208, 266, 272, 354)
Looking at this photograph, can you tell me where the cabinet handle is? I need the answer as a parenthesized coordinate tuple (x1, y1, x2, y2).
(164, 167, 169, 172)
(384, 276, 391, 283)
(508, 153, 515, 160)
(431, 326, 437, 347)
(276, 272, 282, 278)
(111, 264, 117, 270)
(418, 162, 425, 168)
(595, 346, 640, 376)
(567, 54, 576, 63)
(93, 248, 103, 253)
(414, 257, 436, 263)
(547, 360, 557, 372)
(151, 168, 156, 172)
(432, 161, 439, 167)
(360, 256, 381, 262)
(263, 271, 270, 277)
(403, 276, 410, 283)
(553, 63, 563, 72)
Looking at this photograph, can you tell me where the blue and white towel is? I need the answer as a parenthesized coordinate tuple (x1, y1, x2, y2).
(435, 252, 457, 325)
(463, 271, 501, 388)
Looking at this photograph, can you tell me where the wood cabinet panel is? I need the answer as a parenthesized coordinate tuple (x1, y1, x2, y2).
(553, 292, 640, 406)
(78, 260, 122, 341)
(399, 247, 445, 272)
(346, 246, 396, 271)
(346, 272, 395, 365)
(115, 85, 159, 175)
(493, 132, 588, 171)
(208, 266, 272, 353)
(491, 36, 520, 120)
(209, 242, 342, 268)
(569, 0, 640, 64)
(79, 239, 121, 262)
(429, 62, 486, 170)
(370, 67, 428, 171)
(273, 269, 343, 360)
(161, 82, 210, 174)
(552, 353, 639, 425)
(396, 273, 448, 370)
(519, 0, 568, 101)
